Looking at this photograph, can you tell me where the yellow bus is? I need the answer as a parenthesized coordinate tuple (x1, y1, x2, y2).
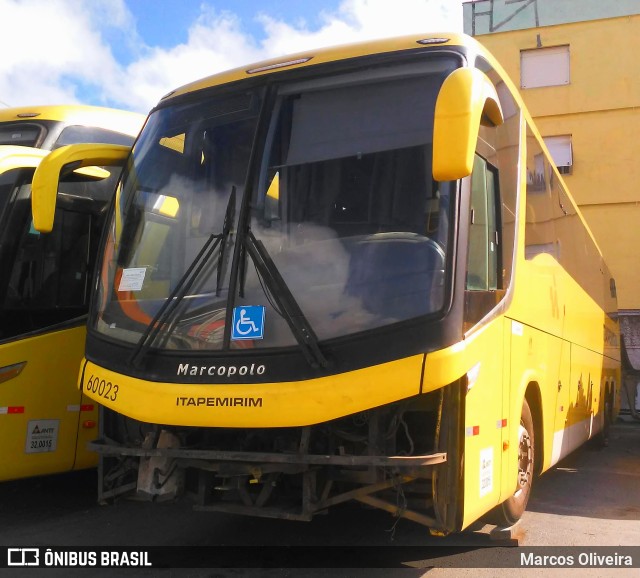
(0, 105, 142, 150)
(0, 105, 143, 482)
(32, 34, 620, 532)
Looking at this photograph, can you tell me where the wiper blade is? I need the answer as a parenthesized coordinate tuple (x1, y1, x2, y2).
(243, 230, 328, 369)
(216, 186, 236, 295)
(128, 232, 224, 367)
(219, 85, 327, 368)
(128, 190, 236, 367)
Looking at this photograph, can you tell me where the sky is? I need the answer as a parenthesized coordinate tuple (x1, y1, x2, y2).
(0, 0, 464, 114)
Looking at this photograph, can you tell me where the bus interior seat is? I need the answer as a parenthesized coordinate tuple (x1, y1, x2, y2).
(344, 234, 445, 320)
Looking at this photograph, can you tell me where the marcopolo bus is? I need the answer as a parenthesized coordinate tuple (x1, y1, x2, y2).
(32, 34, 619, 533)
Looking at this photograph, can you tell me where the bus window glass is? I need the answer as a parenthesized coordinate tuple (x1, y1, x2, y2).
(525, 126, 557, 260)
(0, 168, 110, 339)
(54, 125, 137, 148)
(2, 207, 93, 337)
(247, 60, 456, 342)
(93, 91, 260, 345)
(0, 123, 42, 147)
(93, 58, 460, 350)
(0, 170, 16, 220)
(525, 123, 607, 311)
(475, 57, 520, 291)
(464, 154, 501, 327)
(551, 170, 605, 310)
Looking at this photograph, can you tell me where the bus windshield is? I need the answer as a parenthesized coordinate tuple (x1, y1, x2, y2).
(93, 55, 458, 353)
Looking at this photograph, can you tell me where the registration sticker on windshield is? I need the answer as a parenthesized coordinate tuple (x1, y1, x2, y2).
(232, 306, 265, 340)
(118, 267, 147, 292)
(25, 419, 59, 454)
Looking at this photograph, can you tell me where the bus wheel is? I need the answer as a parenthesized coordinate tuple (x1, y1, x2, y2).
(494, 399, 535, 527)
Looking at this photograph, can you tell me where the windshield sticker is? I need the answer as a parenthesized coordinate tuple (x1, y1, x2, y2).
(232, 306, 265, 340)
(25, 419, 59, 454)
(118, 267, 147, 292)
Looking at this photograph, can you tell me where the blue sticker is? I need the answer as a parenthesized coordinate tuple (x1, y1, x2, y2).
(231, 306, 265, 340)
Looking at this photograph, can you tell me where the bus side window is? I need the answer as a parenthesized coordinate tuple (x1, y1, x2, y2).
(464, 154, 501, 328)
(4, 208, 92, 336)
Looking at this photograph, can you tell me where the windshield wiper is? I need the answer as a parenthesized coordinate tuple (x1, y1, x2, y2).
(241, 230, 329, 369)
(128, 190, 235, 368)
(218, 85, 328, 368)
(216, 187, 235, 295)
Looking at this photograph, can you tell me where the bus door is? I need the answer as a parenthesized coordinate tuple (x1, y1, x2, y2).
(461, 153, 507, 525)
(0, 160, 102, 481)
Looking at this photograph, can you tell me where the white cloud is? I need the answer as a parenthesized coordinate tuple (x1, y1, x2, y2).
(0, 0, 128, 106)
(0, 0, 463, 113)
(257, 0, 462, 57)
(109, 8, 264, 112)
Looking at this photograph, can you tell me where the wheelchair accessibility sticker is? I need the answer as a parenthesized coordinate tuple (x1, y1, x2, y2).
(232, 306, 265, 340)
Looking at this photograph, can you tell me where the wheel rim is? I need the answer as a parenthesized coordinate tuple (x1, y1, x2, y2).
(516, 423, 533, 494)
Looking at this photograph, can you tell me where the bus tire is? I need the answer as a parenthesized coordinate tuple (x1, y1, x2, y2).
(494, 398, 535, 527)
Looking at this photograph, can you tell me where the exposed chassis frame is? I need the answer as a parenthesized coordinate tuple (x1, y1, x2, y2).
(91, 380, 464, 532)
(90, 438, 447, 527)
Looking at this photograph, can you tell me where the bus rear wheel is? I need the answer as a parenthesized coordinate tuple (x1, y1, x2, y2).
(494, 399, 535, 527)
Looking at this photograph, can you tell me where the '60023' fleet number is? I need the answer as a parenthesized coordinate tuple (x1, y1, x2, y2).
(85, 375, 119, 401)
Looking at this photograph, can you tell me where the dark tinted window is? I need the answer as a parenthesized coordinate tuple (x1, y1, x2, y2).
(54, 125, 136, 148)
(1, 207, 96, 338)
(0, 123, 43, 147)
(0, 169, 109, 340)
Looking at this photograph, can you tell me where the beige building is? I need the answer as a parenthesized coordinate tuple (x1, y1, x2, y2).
(463, 0, 640, 406)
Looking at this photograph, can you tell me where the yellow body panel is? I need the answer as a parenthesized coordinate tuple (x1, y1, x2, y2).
(0, 106, 143, 482)
(81, 355, 425, 428)
(433, 67, 503, 180)
(0, 326, 98, 482)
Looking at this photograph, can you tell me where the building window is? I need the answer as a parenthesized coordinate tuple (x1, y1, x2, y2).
(544, 135, 573, 175)
(520, 45, 570, 89)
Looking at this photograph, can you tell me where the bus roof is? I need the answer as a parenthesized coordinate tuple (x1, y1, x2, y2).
(161, 32, 484, 103)
(0, 104, 144, 138)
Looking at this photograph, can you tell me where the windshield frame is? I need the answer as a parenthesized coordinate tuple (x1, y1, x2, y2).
(85, 47, 468, 383)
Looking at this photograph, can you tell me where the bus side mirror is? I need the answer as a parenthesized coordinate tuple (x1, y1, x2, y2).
(32, 143, 131, 233)
(433, 68, 504, 181)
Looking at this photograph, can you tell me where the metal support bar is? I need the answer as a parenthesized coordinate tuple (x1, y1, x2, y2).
(89, 439, 446, 467)
(194, 502, 313, 522)
(315, 476, 414, 511)
(355, 495, 438, 528)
